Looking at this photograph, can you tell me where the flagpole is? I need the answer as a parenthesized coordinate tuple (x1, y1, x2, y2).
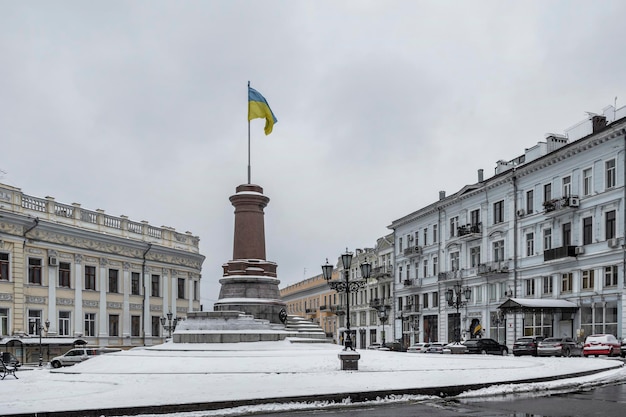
(247, 81, 251, 184)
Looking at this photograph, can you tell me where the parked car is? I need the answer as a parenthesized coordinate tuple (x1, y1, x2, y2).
(621, 340, 626, 358)
(383, 342, 405, 352)
(583, 334, 621, 357)
(424, 342, 446, 354)
(1, 351, 21, 368)
(407, 343, 431, 353)
(537, 337, 583, 357)
(366, 343, 382, 350)
(512, 336, 544, 357)
(50, 347, 121, 368)
(463, 338, 509, 355)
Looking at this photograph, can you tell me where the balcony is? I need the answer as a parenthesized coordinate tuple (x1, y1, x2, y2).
(403, 279, 413, 286)
(330, 305, 346, 315)
(457, 223, 482, 240)
(477, 262, 510, 275)
(543, 196, 579, 216)
(371, 265, 393, 279)
(369, 298, 392, 309)
(319, 305, 328, 311)
(305, 307, 317, 314)
(544, 246, 577, 261)
(403, 246, 422, 257)
(437, 270, 461, 282)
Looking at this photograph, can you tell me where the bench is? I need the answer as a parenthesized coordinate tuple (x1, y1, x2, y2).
(1, 359, 18, 380)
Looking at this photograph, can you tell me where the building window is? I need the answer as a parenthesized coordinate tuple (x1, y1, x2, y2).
(470, 246, 480, 267)
(152, 316, 161, 336)
(151, 275, 160, 297)
(131, 272, 141, 295)
(0, 253, 9, 281)
(450, 252, 459, 271)
(561, 273, 573, 293)
(606, 159, 616, 189)
(58, 262, 71, 288)
(423, 293, 429, 309)
(488, 284, 496, 301)
(581, 302, 618, 337)
(526, 233, 534, 257)
(432, 225, 437, 244)
(28, 310, 42, 335)
(398, 266, 402, 283)
(58, 311, 70, 336)
(84, 313, 96, 337)
(28, 258, 42, 285)
(542, 276, 553, 295)
(605, 210, 616, 240)
(583, 168, 592, 196)
(193, 281, 199, 301)
(525, 279, 535, 296)
(493, 240, 504, 262)
(423, 259, 429, 278)
(583, 217, 593, 245)
(544, 183, 552, 203)
(562, 222, 571, 246)
(582, 270, 595, 290)
(470, 209, 480, 226)
(131, 315, 141, 337)
(398, 237, 403, 253)
(0, 308, 8, 336)
(493, 200, 504, 224)
(562, 176, 571, 197)
(109, 314, 119, 337)
(108, 269, 119, 293)
(450, 216, 458, 238)
(526, 190, 534, 214)
(424, 228, 429, 245)
(433, 256, 438, 275)
(604, 265, 618, 287)
(414, 263, 419, 280)
(85, 265, 96, 290)
(544, 228, 552, 250)
(433, 291, 438, 307)
(177, 278, 185, 299)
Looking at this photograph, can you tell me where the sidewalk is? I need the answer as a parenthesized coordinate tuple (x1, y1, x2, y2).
(1, 340, 624, 417)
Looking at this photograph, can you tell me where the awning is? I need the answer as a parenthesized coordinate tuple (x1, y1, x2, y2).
(498, 298, 579, 314)
(0, 337, 87, 347)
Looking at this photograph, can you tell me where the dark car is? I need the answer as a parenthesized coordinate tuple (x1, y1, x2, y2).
(463, 338, 509, 355)
(621, 340, 626, 358)
(537, 337, 583, 357)
(513, 336, 544, 357)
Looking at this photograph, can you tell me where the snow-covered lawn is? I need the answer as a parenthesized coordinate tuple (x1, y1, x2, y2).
(1, 339, 624, 416)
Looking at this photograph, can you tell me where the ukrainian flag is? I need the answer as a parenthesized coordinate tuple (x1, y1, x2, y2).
(248, 87, 277, 135)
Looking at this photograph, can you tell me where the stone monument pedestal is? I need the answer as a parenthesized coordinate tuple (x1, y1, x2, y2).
(338, 351, 361, 371)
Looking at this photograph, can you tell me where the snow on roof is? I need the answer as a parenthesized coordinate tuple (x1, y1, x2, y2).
(501, 298, 579, 309)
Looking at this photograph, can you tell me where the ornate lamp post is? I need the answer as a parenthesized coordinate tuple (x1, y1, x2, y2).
(30, 318, 50, 366)
(445, 282, 471, 343)
(322, 249, 371, 351)
(160, 311, 178, 339)
(374, 304, 390, 346)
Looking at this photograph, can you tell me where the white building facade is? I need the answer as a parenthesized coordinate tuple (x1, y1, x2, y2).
(390, 105, 626, 349)
(0, 183, 205, 361)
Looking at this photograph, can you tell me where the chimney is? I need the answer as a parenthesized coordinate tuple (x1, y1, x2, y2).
(439, 191, 446, 200)
(478, 169, 484, 183)
(591, 115, 607, 133)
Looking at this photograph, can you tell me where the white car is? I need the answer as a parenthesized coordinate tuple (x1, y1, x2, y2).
(50, 347, 121, 368)
(407, 343, 431, 353)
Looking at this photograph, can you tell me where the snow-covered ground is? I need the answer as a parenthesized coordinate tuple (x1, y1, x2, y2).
(1, 339, 624, 416)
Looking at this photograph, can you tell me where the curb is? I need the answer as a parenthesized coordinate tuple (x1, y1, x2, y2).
(4, 362, 623, 417)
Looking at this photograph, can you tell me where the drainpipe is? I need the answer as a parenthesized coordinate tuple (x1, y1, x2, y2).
(512, 170, 519, 344)
(22, 217, 40, 247)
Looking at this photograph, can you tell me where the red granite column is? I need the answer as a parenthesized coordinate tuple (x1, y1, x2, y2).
(230, 184, 269, 260)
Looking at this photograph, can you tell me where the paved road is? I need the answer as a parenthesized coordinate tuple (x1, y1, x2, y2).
(249, 381, 626, 417)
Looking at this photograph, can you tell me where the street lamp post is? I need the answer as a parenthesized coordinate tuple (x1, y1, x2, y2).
(160, 311, 178, 339)
(30, 318, 50, 367)
(372, 302, 390, 346)
(322, 249, 371, 351)
(445, 282, 471, 343)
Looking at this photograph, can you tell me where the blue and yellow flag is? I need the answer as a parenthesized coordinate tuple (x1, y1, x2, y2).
(248, 87, 277, 135)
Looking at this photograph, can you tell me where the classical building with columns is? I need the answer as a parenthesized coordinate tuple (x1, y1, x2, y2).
(0, 182, 204, 360)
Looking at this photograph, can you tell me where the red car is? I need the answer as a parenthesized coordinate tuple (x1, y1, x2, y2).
(583, 334, 621, 357)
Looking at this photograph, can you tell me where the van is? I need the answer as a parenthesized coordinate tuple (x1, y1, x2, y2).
(50, 347, 121, 368)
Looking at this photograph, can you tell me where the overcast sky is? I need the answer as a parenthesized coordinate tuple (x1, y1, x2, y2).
(2, 1, 625, 308)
